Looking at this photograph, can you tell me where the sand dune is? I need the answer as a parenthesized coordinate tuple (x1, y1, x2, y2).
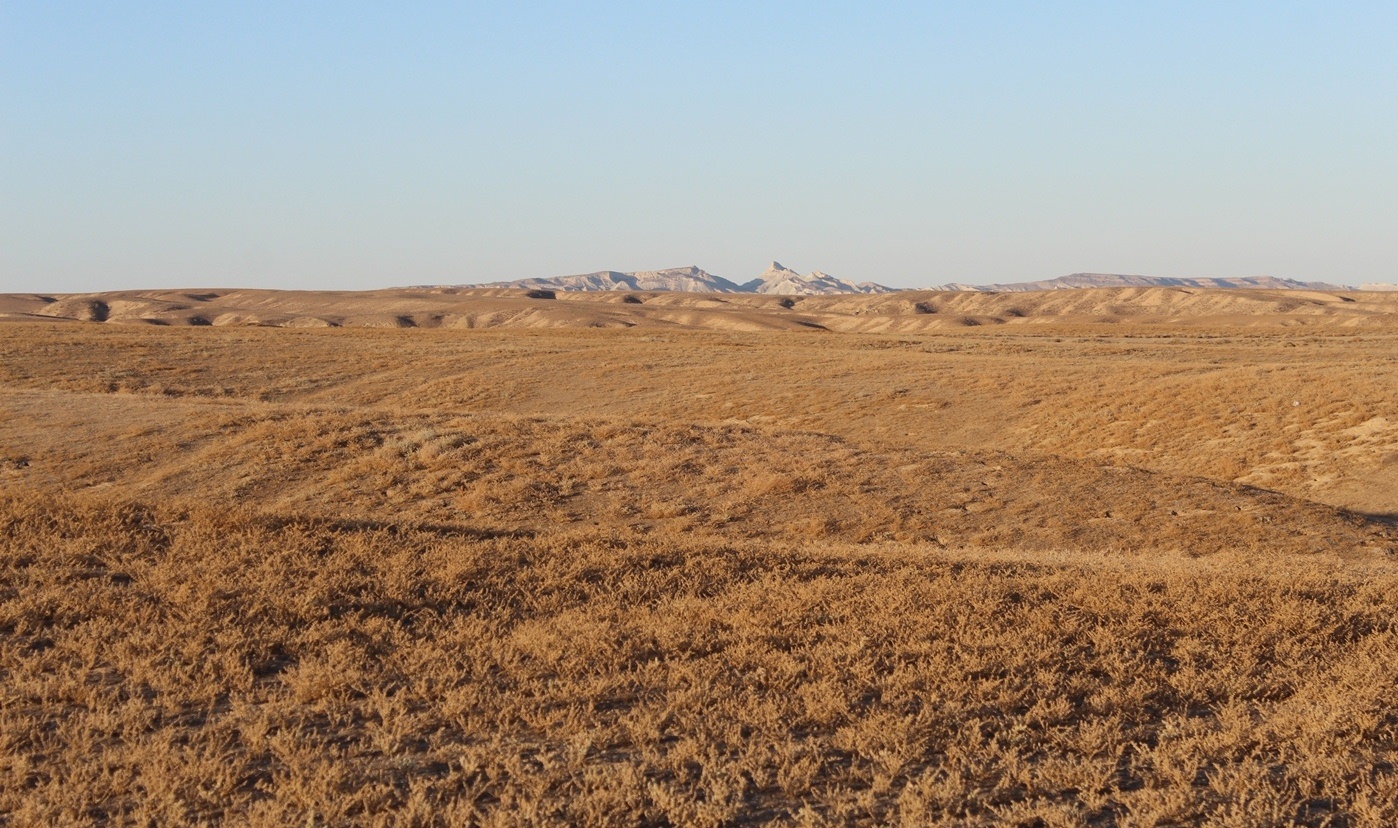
(4, 285, 1397, 332)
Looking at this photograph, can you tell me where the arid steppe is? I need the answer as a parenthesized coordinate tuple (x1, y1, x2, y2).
(3, 286, 1398, 825)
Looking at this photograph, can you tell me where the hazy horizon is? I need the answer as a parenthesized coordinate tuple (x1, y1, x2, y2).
(4, 3, 1396, 293)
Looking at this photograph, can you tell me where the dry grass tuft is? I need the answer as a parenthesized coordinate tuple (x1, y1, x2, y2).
(3, 490, 1398, 825)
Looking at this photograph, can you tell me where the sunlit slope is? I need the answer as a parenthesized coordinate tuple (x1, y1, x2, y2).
(3, 395, 1392, 557)
(3, 320, 1395, 516)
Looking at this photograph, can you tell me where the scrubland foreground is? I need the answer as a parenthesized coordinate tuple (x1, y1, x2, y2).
(2, 288, 1398, 825)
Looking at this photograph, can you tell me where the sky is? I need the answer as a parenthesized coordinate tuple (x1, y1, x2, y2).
(2, 2, 1396, 293)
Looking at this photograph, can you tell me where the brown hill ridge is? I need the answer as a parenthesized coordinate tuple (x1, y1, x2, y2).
(4, 285, 1398, 331)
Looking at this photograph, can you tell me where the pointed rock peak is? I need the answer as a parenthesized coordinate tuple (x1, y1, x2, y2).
(765, 261, 797, 274)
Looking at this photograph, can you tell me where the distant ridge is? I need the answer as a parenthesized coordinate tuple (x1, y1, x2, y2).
(498, 266, 745, 294)
(444, 268, 1377, 295)
(478, 262, 899, 296)
(935, 273, 1347, 292)
(743, 262, 899, 295)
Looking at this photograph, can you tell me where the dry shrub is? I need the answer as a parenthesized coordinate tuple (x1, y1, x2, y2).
(3, 489, 1398, 825)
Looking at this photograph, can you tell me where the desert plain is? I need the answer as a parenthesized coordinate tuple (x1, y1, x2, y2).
(2, 285, 1398, 825)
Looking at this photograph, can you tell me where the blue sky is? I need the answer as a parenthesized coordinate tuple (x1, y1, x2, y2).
(3, 2, 1395, 292)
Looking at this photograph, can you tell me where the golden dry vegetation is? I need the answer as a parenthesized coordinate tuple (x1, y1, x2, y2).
(2, 287, 1398, 825)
